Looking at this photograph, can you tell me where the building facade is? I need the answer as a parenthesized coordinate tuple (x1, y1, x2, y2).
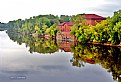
(85, 14, 106, 26)
(56, 14, 106, 41)
(56, 22, 75, 41)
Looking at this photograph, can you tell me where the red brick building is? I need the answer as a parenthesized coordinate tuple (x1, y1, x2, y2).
(57, 14, 106, 41)
(57, 22, 74, 41)
(85, 14, 106, 26)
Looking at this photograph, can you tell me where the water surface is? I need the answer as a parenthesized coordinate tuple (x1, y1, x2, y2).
(0, 31, 119, 82)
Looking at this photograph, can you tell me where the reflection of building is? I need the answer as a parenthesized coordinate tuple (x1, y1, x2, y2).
(56, 14, 106, 41)
(57, 40, 75, 52)
(85, 58, 95, 64)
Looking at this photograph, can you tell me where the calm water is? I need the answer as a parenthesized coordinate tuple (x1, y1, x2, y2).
(0, 31, 120, 82)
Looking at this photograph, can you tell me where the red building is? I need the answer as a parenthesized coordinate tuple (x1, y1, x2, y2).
(85, 14, 106, 26)
(57, 22, 75, 41)
(57, 14, 106, 40)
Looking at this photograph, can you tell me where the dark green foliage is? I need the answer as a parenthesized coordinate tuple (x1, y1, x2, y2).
(60, 15, 71, 23)
(112, 32, 120, 45)
(0, 22, 7, 31)
(0, 22, 7, 28)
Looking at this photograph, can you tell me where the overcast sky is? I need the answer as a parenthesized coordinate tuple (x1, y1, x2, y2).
(0, 0, 121, 23)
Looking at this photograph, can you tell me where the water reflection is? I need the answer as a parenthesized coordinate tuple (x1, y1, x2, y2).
(71, 43, 121, 82)
(7, 31, 59, 54)
(1, 30, 121, 82)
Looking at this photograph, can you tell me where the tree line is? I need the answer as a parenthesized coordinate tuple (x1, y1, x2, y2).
(6, 14, 71, 38)
(2, 10, 121, 45)
(71, 10, 121, 45)
(0, 22, 7, 31)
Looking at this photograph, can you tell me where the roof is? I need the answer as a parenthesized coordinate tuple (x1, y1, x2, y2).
(84, 14, 106, 20)
(58, 22, 73, 26)
(58, 14, 106, 26)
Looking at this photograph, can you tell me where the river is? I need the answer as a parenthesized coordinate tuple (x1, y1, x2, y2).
(0, 30, 119, 82)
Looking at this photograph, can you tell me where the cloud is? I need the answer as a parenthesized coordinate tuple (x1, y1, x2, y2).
(86, 0, 121, 17)
(41, 65, 68, 71)
(95, 4, 120, 12)
(0, 0, 121, 22)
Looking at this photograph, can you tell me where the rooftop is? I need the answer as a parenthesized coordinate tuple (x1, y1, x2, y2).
(84, 14, 106, 19)
(58, 22, 73, 26)
(58, 14, 106, 26)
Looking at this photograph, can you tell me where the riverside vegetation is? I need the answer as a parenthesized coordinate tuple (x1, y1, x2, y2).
(1, 10, 121, 45)
(71, 10, 121, 45)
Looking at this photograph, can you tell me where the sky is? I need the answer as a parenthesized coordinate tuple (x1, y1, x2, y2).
(0, 0, 121, 23)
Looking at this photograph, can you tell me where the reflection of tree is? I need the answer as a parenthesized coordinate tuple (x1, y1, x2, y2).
(28, 38, 59, 54)
(7, 30, 121, 81)
(7, 30, 59, 54)
(70, 56, 85, 67)
(71, 43, 121, 81)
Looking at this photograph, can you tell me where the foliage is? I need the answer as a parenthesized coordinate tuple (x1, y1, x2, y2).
(71, 10, 121, 45)
(6, 14, 71, 38)
(4, 10, 121, 44)
(60, 15, 71, 23)
(0, 22, 7, 28)
(71, 14, 92, 43)
(0, 22, 7, 31)
(7, 31, 59, 54)
(45, 24, 58, 37)
(70, 43, 121, 81)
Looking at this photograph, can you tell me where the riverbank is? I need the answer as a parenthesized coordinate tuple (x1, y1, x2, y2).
(7, 30, 121, 47)
(87, 41, 121, 47)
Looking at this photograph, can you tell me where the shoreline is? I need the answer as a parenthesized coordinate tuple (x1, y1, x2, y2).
(87, 41, 121, 47)
(7, 30, 121, 47)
